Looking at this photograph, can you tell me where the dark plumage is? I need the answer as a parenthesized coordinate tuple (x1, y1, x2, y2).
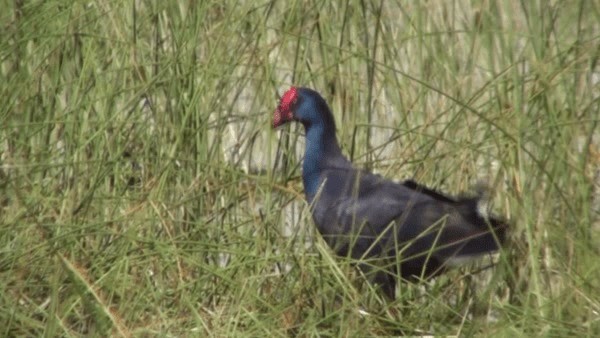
(273, 86, 508, 299)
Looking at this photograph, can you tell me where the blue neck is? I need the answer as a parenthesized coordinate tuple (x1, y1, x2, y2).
(302, 123, 345, 201)
(302, 125, 325, 200)
(294, 88, 349, 201)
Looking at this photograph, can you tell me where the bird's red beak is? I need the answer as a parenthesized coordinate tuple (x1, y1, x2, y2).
(272, 87, 298, 128)
(273, 106, 294, 128)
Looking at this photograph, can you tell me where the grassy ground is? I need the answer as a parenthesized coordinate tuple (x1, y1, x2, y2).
(1, 0, 599, 336)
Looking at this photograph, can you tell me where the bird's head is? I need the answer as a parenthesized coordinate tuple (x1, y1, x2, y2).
(272, 87, 335, 130)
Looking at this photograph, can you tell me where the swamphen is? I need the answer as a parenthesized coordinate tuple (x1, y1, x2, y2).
(273, 86, 508, 299)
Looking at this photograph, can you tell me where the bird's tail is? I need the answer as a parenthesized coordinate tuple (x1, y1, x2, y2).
(402, 179, 509, 257)
(452, 189, 508, 257)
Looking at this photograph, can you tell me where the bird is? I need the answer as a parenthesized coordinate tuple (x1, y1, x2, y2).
(273, 86, 508, 299)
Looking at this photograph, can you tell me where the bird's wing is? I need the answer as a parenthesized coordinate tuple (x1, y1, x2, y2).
(311, 168, 429, 256)
(311, 167, 505, 261)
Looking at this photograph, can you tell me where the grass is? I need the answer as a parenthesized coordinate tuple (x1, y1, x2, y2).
(1, 0, 599, 336)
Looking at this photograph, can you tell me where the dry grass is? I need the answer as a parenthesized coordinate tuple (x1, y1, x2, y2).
(1, 0, 599, 336)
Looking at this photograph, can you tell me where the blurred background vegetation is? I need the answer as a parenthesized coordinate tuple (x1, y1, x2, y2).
(1, 0, 599, 336)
